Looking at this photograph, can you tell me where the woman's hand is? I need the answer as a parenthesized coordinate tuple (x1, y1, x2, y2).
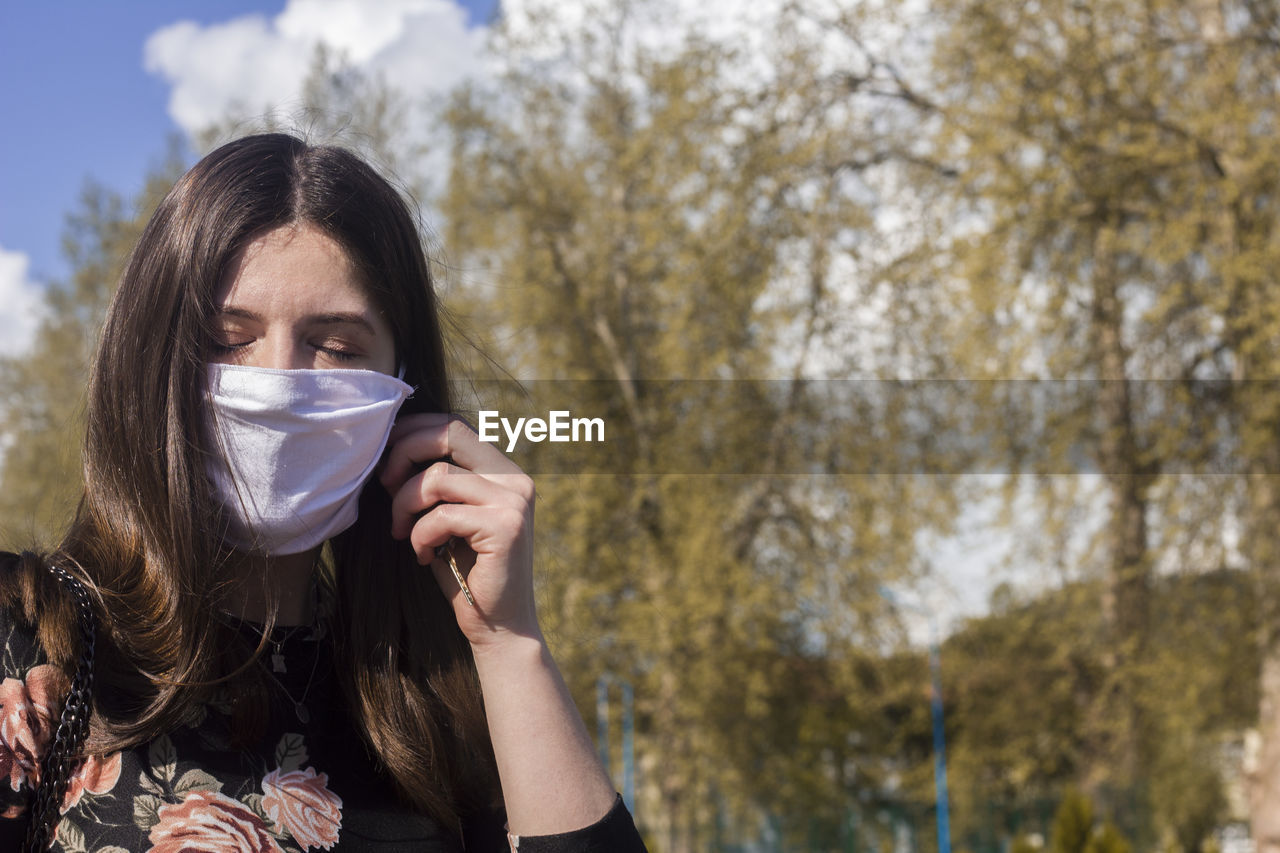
(380, 413, 620, 835)
(378, 412, 540, 648)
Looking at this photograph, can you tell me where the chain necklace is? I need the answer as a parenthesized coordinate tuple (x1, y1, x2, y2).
(267, 625, 305, 673)
(263, 634, 321, 725)
(226, 576, 326, 724)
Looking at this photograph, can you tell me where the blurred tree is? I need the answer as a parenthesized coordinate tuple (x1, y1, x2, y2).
(1172, 5, 1280, 848)
(943, 570, 1254, 849)
(922, 0, 1280, 843)
(0, 157, 180, 548)
(1085, 822, 1132, 853)
(439, 1, 958, 847)
(944, 585, 1102, 838)
(1051, 789, 1094, 853)
(925, 0, 1176, 818)
(195, 44, 431, 204)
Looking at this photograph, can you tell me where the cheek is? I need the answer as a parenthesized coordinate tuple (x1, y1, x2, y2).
(375, 334, 398, 376)
(368, 312, 399, 375)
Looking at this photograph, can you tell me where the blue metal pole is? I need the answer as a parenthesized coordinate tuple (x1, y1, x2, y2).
(928, 638, 952, 853)
(879, 587, 952, 853)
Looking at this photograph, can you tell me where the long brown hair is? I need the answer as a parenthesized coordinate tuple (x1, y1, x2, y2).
(17, 134, 500, 833)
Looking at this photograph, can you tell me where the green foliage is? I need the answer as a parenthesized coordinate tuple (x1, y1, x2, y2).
(1011, 836, 1044, 853)
(940, 569, 1253, 848)
(1047, 792, 1132, 853)
(1085, 823, 1132, 853)
(1051, 790, 1094, 853)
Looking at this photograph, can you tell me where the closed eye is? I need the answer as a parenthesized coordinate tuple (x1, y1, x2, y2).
(315, 344, 362, 362)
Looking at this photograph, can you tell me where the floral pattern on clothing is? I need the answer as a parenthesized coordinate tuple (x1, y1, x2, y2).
(0, 664, 64, 795)
(0, 581, 644, 852)
(123, 732, 343, 853)
(147, 789, 284, 853)
(261, 767, 342, 851)
(0, 662, 124, 825)
(61, 750, 123, 814)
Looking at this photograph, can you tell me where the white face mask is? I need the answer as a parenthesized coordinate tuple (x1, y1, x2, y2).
(205, 363, 413, 555)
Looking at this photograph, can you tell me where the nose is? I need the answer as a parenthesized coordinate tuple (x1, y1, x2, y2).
(254, 331, 314, 371)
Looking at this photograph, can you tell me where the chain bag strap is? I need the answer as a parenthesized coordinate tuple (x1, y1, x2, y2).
(23, 562, 96, 853)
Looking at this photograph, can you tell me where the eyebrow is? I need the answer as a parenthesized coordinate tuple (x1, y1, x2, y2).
(217, 307, 379, 335)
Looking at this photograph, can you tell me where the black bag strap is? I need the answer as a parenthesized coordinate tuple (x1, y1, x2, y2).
(23, 560, 96, 853)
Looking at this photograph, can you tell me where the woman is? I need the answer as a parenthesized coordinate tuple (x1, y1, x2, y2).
(0, 134, 645, 851)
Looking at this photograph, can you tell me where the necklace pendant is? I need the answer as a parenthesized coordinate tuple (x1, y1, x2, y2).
(295, 703, 310, 724)
(272, 652, 287, 673)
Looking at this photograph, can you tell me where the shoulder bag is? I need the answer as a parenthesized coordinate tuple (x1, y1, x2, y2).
(23, 560, 96, 853)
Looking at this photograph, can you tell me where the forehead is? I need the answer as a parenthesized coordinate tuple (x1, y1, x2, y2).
(217, 224, 371, 311)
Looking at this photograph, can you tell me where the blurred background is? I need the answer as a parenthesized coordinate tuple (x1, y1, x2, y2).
(2, 0, 1278, 850)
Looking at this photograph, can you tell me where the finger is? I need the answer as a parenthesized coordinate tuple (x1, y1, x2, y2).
(382, 417, 527, 491)
(386, 412, 478, 446)
(387, 411, 453, 445)
(424, 542, 478, 607)
(389, 462, 526, 540)
(381, 429, 534, 505)
(427, 548, 485, 613)
(407, 502, 528, 565)
(380, 413, 454, 490)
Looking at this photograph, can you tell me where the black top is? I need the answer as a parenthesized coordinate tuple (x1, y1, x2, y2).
(0, 607, 645, 852)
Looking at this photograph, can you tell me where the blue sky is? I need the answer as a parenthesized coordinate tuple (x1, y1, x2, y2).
(0, 0, 499, 288)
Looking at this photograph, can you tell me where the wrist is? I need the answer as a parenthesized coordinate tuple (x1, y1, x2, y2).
(469, 628, 548, 667)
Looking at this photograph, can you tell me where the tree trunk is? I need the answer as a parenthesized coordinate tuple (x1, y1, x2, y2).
(1089, 222, 1151, 807)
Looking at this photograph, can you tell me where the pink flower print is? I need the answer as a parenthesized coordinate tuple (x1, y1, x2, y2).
(0, 665, 65, 794)
(61, 749, 122, 813)
(261, 766, 343, 850)
(147, 789, 284, 853)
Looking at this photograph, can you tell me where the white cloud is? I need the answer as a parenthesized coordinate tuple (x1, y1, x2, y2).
(0, 248, 46, 359)
(494, 0, 795, 75)
(276, 0, 445, 63)
(144, 0, 486, 138)
(145, 16, 312, 135)
(144, 0, 847, 144)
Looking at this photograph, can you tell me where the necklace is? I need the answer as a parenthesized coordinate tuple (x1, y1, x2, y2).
(263, 636, 321, 725)
(268, 625, 305, 673)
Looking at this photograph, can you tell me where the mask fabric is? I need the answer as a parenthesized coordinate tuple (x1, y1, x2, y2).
(206, 364, 413, 555)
